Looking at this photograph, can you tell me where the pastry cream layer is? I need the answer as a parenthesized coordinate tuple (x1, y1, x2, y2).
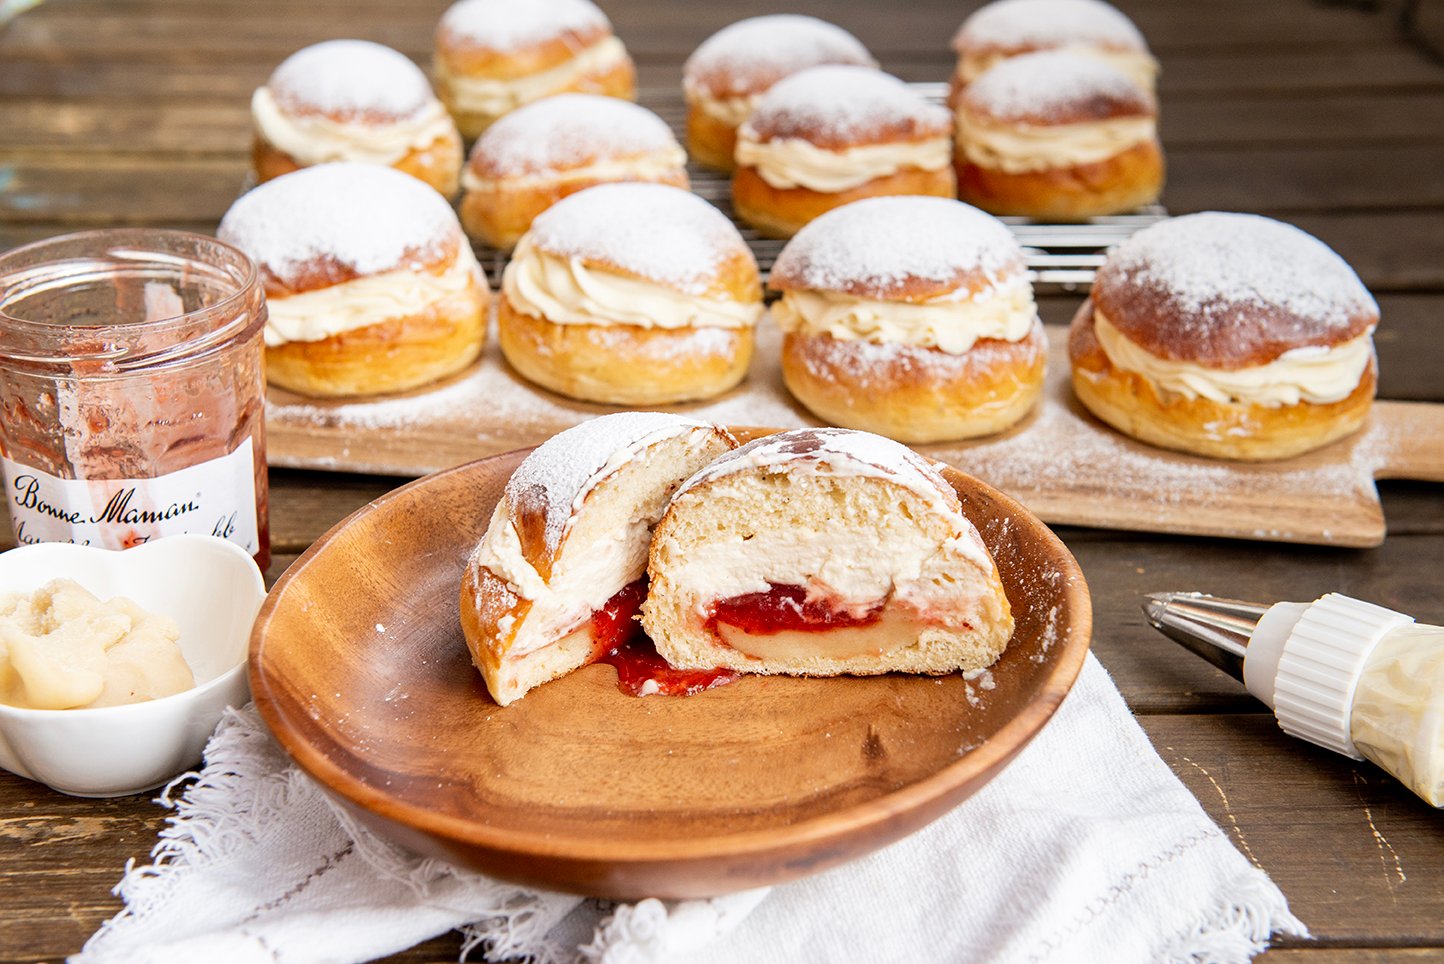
(686, 85, 762, 127)
(461, 146, 686, 192)
(502, 237, 763, 330)
(252, 88, 455, 166)
(715, 607, 936, 661)
(437, 36, 627, 117)
(263, 244, 483, 347)
(734, 134, 951, 192)
(1093, 308, 1374, 407)
(955, 112, 1155, 173)
(773, 277, 1035, 354)
(959, 46, 1159, 91)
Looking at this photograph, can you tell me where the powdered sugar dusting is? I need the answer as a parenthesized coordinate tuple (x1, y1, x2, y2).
(439, 0, 610, 51)
(962, 50, 1150, 122)
(1098, 212, 1378, 337)
(220, 163, 462, 289)
(954, 0, 1149, 53)
(744, 66, 950, 143)
(684, 15, 876, 95)
(268, 40, 432, 121)
(525, 183, 753, 294)
(469, 95, 680, 177)
(771, 197, 1023, 295)
(506, 412, 709, 554)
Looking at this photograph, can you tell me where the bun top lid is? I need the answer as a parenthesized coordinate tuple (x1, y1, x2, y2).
(468, 94, 680, 178)
(1093, 212, 1379, 366)
(684, 15, 876, 98)
(266, 40, 435, 122)
(953, 0, 1149, 55)
(960, 49, 1154, 124)
(741, 65, 951, 149)
(438, 0, 612, 53)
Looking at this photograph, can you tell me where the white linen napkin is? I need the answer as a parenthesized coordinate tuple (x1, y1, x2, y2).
(76, 654, 1307, 964)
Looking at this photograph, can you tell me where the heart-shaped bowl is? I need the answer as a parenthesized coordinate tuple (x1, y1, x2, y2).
(0, 534, 265, 797)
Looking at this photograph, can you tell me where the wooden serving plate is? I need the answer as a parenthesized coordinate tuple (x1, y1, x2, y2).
(249, 449, 1091, 899)
(265, 324, 1444, 548)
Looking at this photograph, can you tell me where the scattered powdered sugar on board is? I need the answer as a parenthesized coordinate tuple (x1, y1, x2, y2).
(771, 196, 1022, 295)
(684, 15, 876, 95)
(439, 0, 610, 51)
(525, 183, 753, 294)
(954, 0, 1148, 53)
(469, 95, 679, 177)
(1097, 212, 1378, 338)
(744, 65, 951, 143)
(268, 40, 433, 121)
(504, 412, 706, 555)
(219, 163, 461, 288)
(961, 50, 1149, 122)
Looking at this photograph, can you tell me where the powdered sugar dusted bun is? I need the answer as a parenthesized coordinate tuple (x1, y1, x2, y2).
(683, 16, 877, 171)
(460, 95, 688, 248)
(642, 427, 1014, 679)
(732, 66, 955, 238)
(219, 163, 488, 397)
(498, 184, 763, 404)
(251, 40, 464, 195)
(434, 0, 636, 138)
(1071, 212, 1380, 460)
(954, 50, 1162, 220)
(461, 413, 738, 705)
(951, 0, 1157, 92)
(770, 196, 1043, 441)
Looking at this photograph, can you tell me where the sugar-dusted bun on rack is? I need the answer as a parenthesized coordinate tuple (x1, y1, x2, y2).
(460, 94, 688, 249)
(683, 15, 876, 171)
(434, 0, 636, 138)
(461, 413, 738, 705)
(771, 196, 1045, 442)
(219, 162, 489, 398)
(949, 0, 1158, 103)
(732, 66, 955, 239)
(643, 427, 1015, 678)
(954, 50, 1163, 221)
(498, 182, 764, 405)
(1071, 212, 1380, 461)
(251, 40, 464, 196)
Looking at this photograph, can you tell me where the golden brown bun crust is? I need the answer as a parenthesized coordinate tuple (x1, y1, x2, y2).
(782, 321, 1047, 443)
(685, 101, 740, 172)
(461, 165, 690, 249)
(266, 265, 489, 397)
(441, 53, 636, 139)
(955, 138, 1163, 221)
(1068, 300, 1376, 461)
(497, 296, 754, 404)
(732, 165, 958, 239)
(459, 564, 526, 681)
(252, 131, 464, 198)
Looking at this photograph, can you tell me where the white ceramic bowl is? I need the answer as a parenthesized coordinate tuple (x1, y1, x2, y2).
(0, 535, 265, 797)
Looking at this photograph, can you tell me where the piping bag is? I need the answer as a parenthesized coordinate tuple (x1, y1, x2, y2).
(1144, 592, 1443, 808)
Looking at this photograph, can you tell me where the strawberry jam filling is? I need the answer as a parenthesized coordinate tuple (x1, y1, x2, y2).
(590, 578, 737, 697)
(708, 583, 885, 634)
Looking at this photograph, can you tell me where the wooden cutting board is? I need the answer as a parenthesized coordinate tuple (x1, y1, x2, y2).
(265, 323, 1444, 547)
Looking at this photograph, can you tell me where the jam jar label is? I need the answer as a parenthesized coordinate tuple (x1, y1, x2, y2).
(3, 438, 259, 555)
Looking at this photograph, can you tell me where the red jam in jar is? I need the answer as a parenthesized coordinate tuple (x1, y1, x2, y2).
(0, 230, 270, 569)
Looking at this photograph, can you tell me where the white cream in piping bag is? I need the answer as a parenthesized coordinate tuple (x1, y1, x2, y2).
(773, 276, 1036, 355)
(1093, 308, 1373, 407)
(502, 236, 762, 330)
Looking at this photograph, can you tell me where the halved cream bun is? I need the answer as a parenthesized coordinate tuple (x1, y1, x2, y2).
(461, 412, 738, 706)
(642, 428, 1015, 677)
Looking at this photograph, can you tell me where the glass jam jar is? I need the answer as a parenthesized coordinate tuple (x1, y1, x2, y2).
(0, 229, 270, 570)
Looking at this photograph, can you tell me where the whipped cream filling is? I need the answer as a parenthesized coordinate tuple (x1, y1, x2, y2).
(252, 88, 455, 167)
(502, 236, 762, 330)
(773, 276, 1035, 354)
(263, 243, 483, 347)
(955, 111, 1155, 173)
(959, 46, 1159, 91)
(686, 84, 762, 127)
(461, 146, 686, 192)
(734, 134, 951, 192)
(436, 36, 627, 118)
(1093, 308, 1374, 407)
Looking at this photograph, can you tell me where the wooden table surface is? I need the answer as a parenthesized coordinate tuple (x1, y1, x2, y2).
(2, 0, 1442, 960)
